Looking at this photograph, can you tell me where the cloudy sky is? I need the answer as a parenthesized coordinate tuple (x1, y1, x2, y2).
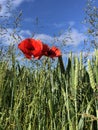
(0, 0, 98, 54)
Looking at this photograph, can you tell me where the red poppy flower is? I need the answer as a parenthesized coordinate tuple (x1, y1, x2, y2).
(18, 38, 61, 59)
(42, 43, 50, 56)
(18, 38, 43, 59)
(47, 46, 61, 58)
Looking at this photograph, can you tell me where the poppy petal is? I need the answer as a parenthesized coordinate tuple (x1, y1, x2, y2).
(25, 54, 32, 59)
(47, 46, 61, 58)
(51, 46, 61, 57)
(30, 39, 43, 57)
(42, 43, 50, 56)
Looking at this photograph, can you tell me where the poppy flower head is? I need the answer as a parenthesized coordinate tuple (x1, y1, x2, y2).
(18, 38, 43, 59)
(47, 46, 61, 58)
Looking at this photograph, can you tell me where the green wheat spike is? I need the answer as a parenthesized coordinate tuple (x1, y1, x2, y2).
(74, 57, 79, 130)
(74, 57, 79, 89)
(79, 51, 85, 78)
(95, 49, 98, 66)
(58, 56, 65, 74)
(88, 59, 96, 91)
(94, 50, 98, 129)
(71, 57, 75, 89)
(95, 49, 98, 84)
(69, 52, 75, 96)
(80, 52, 82, 71)
(48, 99, 53, 118)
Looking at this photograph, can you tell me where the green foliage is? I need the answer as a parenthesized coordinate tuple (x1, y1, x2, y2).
(0, 50, 98, 130)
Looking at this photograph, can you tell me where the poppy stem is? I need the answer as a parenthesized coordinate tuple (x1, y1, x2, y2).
(58, 56, 65, 74)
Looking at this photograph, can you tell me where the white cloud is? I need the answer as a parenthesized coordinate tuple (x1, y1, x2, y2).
(0, 0, 34, 16)
(0, 27, 86, 47)
(58, 28, 86, 46)
(71, 29, 86, 45)
(12, 0, 25, 7)
(0, 28, 32, 45)
(19, 30, 32, 38)
(12, 0, 34, 8)
(0, 1, 10, 16)
(68, 21, 75, 26)
(34, 34, 53, 44)
(32, 29, 86, 46)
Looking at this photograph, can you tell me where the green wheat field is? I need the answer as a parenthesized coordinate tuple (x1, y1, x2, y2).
(0, 49, 98, 130)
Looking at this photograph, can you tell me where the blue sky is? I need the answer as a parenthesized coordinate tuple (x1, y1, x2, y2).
(19, 0, 87, 36)
(0, 0, 98, 56)
(20, 0, 86, 32)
